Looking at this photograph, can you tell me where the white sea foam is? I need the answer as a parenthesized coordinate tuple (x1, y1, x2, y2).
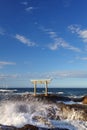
(0, 101, 87, 129)
(0, 101, 49, 128)
(0, 89, 17, 93)
(68, 95, 84, 99)
(63, 101, 82, 105)
(57, 91, 64, 94)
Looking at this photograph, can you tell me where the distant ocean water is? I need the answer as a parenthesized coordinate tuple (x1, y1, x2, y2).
(0, 87, 87, 96)
(0, 87, 87, 130)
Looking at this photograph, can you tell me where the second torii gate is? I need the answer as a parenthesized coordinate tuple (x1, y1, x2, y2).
(30, 79, 51, 96)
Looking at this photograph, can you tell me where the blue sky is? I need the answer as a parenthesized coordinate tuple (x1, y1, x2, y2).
(0, 0, 87, 88)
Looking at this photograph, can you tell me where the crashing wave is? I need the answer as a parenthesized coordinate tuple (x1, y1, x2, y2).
(0, 94, 87, 130)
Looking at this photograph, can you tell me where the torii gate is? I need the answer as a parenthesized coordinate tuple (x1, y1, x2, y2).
(30, 79, 51, 96)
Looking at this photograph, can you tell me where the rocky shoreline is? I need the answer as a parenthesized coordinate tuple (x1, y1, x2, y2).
(2, 93, 87, 104)
(0, 94, 87, 130)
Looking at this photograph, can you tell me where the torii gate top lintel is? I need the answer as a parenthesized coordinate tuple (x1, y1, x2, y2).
(31, 79, 51, 84)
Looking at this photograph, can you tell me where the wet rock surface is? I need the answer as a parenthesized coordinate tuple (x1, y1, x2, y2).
(0, 94, 87, 130)
(1, 94, 87, 121)
(0, 124, 69, 130)
(1, 93, 87, 104)
(1, 94, 72, 103)
(82, 95, 87, 104)
(32, 116, 54, 128)
(60, 103, 87, 121)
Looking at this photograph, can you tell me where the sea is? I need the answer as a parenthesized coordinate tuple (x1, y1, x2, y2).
(0, 87, 87, 130)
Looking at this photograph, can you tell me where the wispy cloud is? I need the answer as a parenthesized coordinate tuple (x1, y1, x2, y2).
(25, 6, 36, 12)
(0, 61, 16, 68)
(21, 1, 28, 6)
(76, 56, 87, 61)
(21, 1, 37, 12)
(0, 27, 5, 35)
(48, 37, 80, 52)
(15, 34, 36, 47)
(25, 6, 35, 12)
(0, 74, 18, 80)
(68, 24, 87, 42)
(1, 71, 87, 85)
(68, 56, 87, 64)
(79, 30, 87, 42)
(41, 27, 80, 52)
(23, 70, 87, 79)
(0, 28, 37, 47)
(41, 71, 87, 79)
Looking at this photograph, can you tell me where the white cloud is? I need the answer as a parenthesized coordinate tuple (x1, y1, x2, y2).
(21, 1, 28, 6)
(79, 30, 87, 42)
(21, 1, 37, 12)
(15, 34, 36, 47)
(25, 6, 36, 12)
(48, 42, 59, 50)
(68, 24, 80, 33)
(42, 27, 80, 52)
(68, 24, 87, 42)
(81, 57, 87, 60)
(0, 61, 16, 68)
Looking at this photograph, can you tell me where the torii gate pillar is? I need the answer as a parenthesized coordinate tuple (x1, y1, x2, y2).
(45, 81, 48, 96)
(34, 81, 37, 96)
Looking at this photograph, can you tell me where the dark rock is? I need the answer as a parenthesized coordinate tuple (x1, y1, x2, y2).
(71, 95, 87, 103)
(18, 124, 38, 130)
(0, 124, 18, 130)
(0, 124, 69, 130)
(31, 94, 71, 103)
(60, 103, 87, 121)
(82, 95, 87, 104)
(40, 127, 69, 130)
(2, 93, 73, 104)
